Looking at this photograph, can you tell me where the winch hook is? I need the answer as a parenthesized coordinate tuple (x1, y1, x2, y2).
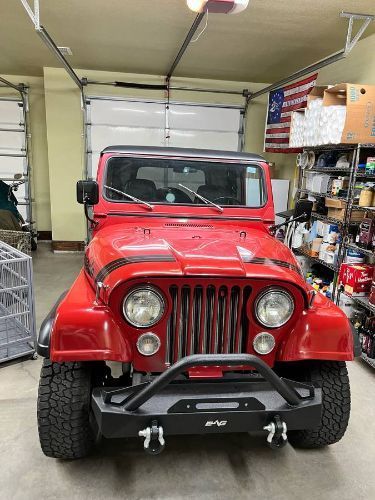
(263, 415, 288, 450)
(139, 420, 165, 455)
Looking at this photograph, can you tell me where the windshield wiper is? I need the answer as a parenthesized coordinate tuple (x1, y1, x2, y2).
(178, 183, 223, 213)
(104, 185, 154, 210)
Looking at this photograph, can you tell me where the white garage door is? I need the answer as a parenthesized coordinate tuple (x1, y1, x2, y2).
(0, 98, 28, 221)
(86, 97, 244, 178)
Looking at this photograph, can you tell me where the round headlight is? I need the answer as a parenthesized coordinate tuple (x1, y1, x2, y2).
(255, 288, 294, 328)
(136, 333, 161, 356)
(123, 287, 165, 328)
(253, 332, 275, 355)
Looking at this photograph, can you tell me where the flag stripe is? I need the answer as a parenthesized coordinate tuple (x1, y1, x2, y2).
(283, 80, 317, 98)
(266, 123, 291, 131)
(266, 126, 291, 134)
(282, 99, 309, 113)
(283, 74, 318, 92)
(265, 133, 290, 139)
(265, 147, 301, 153)
(265, 73, 318, 153)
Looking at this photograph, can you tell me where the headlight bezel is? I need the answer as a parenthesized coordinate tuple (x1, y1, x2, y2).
(122, 285, 166, 328)
(254, 287, 295, 329)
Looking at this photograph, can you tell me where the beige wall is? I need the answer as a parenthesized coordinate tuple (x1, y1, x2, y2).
(0, 74, 51, 231)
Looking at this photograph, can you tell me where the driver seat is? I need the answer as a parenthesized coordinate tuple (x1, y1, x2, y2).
(125, 179, 157, 201)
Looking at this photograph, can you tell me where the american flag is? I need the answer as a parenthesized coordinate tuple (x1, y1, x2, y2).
(264, 73, 318, 153)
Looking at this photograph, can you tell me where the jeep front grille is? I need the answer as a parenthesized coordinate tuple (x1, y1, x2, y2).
(166, 284, 251, 365)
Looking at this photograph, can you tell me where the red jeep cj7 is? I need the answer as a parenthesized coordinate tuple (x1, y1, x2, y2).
(37, 146, 359, 458)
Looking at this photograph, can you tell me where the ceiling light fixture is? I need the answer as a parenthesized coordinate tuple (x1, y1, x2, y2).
(187, 0, 249, 14)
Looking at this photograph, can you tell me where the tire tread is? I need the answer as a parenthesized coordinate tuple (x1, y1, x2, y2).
(289, 361, 351, 448)
(37, 360, 94, 459)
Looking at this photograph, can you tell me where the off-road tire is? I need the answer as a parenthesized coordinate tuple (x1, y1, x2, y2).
(288, 361, 351, 448)
(37, 360, 95, 459)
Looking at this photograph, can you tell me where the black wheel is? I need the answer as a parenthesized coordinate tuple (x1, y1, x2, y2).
(288, 361, 351, 448)
(37, 360, 96, 459)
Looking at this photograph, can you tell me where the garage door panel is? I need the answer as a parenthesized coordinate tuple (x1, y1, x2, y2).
(0, 101, 24, 128)
(169, 105, 241, 132)
(168, 130, 239, 151)
(87, 98, 243, 177)
(0, 130, 25, 153)
(90, 125, 165, 153)
(90, 100, 165, 128)
(0, 156, 25, 177)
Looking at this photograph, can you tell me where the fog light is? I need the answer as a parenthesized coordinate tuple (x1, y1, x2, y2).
(253, 332, 275, 355)
(136, 333, 161, 356)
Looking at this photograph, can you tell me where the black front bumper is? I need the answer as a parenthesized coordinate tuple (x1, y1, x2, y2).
(91, 354, 322, 439)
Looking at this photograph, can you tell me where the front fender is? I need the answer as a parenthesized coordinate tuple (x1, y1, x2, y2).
(48, 270, 132, 362)
(37, 291, 68, 357)
(277, 293, 356, 362)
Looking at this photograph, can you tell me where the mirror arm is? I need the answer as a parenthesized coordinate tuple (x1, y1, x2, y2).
(84, 198, 99, 227)
(269, 213, 308, 233)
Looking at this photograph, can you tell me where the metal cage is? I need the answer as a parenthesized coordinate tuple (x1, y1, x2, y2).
(0, 240, 36, 363)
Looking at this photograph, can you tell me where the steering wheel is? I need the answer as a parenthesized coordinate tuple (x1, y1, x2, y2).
(212, 196, 241, 206)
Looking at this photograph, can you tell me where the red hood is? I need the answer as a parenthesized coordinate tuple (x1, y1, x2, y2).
(84, 223, 307, 292)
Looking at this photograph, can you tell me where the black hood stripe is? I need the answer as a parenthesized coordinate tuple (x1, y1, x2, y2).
(241, 257, 302, 275)
(86, 254, 301, 284)
(94, 255, 175, 283)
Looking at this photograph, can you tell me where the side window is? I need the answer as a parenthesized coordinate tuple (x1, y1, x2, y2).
(246, 166, 262, 206)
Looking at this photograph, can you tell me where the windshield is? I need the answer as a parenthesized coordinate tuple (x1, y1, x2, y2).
(104, 156, 266, 207)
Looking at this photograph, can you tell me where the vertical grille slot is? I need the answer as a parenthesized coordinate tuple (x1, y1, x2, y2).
(166, 283, 250, 364)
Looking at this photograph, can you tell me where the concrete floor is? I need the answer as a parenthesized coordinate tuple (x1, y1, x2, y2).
(0, 243, 374, 500)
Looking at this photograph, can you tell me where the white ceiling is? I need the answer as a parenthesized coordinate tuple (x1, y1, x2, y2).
(0, 0, 374, 82)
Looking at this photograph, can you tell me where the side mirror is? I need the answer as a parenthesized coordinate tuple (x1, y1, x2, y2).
(293, 199, 313, 222)
(77, 180, 99, 205)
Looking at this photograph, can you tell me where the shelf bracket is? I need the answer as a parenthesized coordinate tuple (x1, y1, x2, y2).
(341, 11, 375, 55)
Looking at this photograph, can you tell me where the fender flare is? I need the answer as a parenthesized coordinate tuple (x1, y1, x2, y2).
(37, 291, 68, 357)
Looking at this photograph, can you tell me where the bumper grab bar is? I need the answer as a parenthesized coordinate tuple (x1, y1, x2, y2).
(123, 354, 302, 411)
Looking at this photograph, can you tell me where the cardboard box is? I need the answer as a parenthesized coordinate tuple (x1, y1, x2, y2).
(325, 198, 343, 209)
(323, 84, 375, 144)
(325, 198, 365, 221)
(338, 264, 374, 296)
(307, 86, 328, 105)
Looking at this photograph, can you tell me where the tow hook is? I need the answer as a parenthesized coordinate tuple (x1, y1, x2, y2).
(263, 415, 288, 449)
(139, 420, 165, 455)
